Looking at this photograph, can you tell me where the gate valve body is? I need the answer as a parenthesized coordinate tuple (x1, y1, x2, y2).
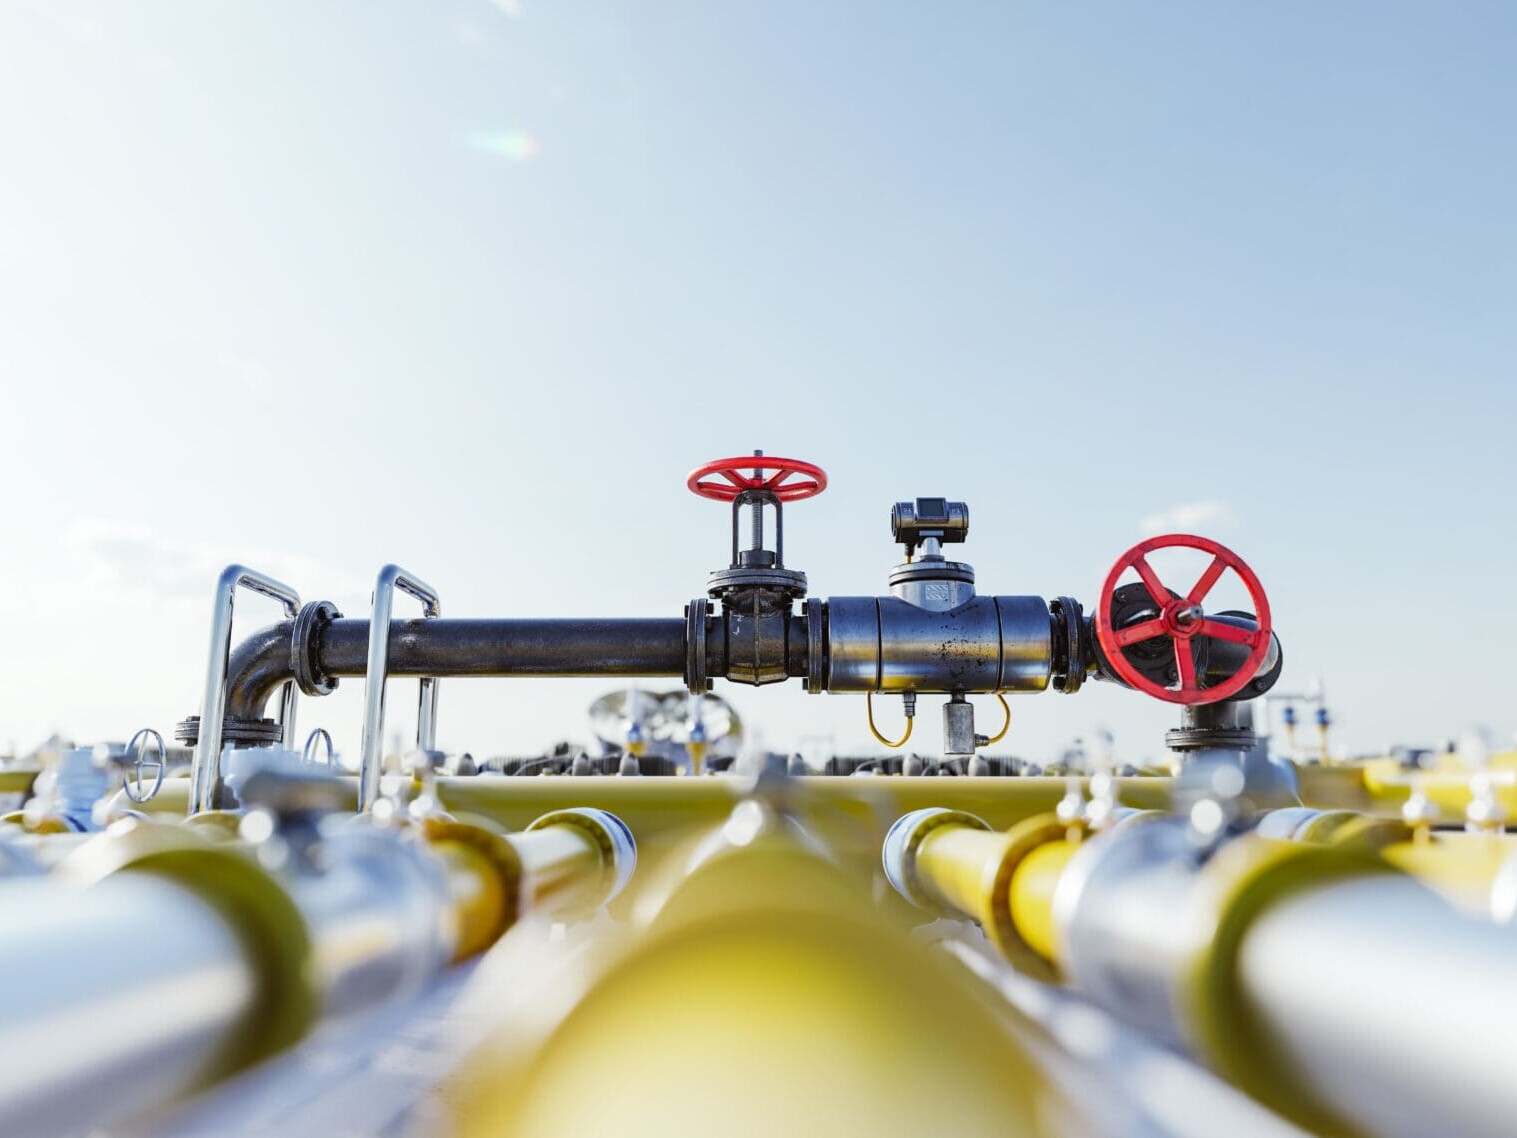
(689, 451, 825, 600)
(687, 452, 827, 688)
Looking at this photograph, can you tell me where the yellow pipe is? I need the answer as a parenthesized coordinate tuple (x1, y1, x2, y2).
(434, 841, 511, 960)
(889, 810, 1084, 979)
(0, 770, 38, 796)
(0, 810, 72, 834)
(103, 773, 1176, 841)
(1292, 763, 1376, 812)
(438, 816, 1059, 1138)
(1379, 834, 1516, 918)
(1008, 837, 1080, 964)
(911, 820, 1006, 925)
(423, 808, 634, 959)
(421, 818, 520, 962)
(1299, 757, 1517, 821)
(1285, 813, 1517, 919)
(515, 815, 611, 916)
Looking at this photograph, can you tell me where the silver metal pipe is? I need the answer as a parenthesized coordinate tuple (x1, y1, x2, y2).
(1053, 817, 1200, 1048)
(824, 595, 1053, 693)
(190, 565, 301, 814)
(1237, 876, 1517, 1138)
(0, 875, 257, 1138)
(0, 802, 626, 1137)
(357, 565, 441, 812)
(286, 828, 453, 1019)
(942, 938, 1315, 1138)
(1054, 819, 1517, 1138)
(1490, 849, 1517, 924)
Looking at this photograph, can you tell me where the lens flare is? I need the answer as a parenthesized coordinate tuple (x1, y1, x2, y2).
(463, 130, 540, 161)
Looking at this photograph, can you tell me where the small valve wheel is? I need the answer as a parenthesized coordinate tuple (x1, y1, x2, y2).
(687, 451, 825, 686)
(1094, 534, 1273, 705)
(687, 455, 827, 502)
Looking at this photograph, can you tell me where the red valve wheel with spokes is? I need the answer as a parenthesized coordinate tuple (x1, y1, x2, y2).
(1094, 534, 1273, 705)
(686, 455, 828, 502)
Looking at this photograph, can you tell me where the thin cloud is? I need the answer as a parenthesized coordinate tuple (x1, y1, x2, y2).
(64, 518, 367, 604)
(1139, 499, 1234, 536)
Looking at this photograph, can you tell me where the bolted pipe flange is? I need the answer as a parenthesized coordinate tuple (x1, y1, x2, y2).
(684, 597, 710, 695)
(705, 568, 808, 600)
(291, 600, 343, 697)
(1051, 597, 1087, 694)
(176, 715, 284, 749)
(805, 598, 827, 694)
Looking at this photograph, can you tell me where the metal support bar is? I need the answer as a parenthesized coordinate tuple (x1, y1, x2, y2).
(190, 566, 301, 815)
(358, 565, 441, 813)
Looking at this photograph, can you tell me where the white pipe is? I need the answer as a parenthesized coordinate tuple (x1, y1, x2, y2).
(0, 875, 257, 1138)
(1238, 876, 1517, 1138)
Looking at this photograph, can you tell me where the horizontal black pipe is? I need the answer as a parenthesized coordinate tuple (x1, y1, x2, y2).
(227, 618, 689, 722)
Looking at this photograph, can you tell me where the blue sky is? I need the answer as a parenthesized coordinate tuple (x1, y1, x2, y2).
(2, 2, 1513, 766)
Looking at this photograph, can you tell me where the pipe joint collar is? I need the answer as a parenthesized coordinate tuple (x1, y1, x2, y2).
(882, 807, 991, 912)
(527, 807, 638, 908)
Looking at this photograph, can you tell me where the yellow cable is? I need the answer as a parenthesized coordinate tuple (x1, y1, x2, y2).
(982, 693, 1011, 745)
(866, 691, 914, 749)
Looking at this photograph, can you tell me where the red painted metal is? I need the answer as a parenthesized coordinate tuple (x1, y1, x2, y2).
(1094, 534, 1272, 705)
(686, 456, 828, 502)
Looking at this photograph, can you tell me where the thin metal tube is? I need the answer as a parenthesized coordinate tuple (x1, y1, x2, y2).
(190, 566, 300, 815)
(358, 566, 441, 812)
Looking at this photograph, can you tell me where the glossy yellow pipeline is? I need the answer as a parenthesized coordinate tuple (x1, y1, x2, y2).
(438, 807, 1069, 1138)
(1269, 809, 1517, 919)
(882, 807, 1099, 976)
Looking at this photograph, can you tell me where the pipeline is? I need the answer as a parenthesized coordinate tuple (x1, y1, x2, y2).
(0, 802, 635, 1138)
(223, 609, 1275, 730)
(1257, 807, 1517, 920)
(884, 807, 1517, 1138)
(224, 617, 690, 724)
(437, 804, 1067, 1138)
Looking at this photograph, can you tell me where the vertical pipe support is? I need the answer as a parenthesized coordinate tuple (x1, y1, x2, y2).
(190, 566, 301, 815)
(358, 565, 441, 811)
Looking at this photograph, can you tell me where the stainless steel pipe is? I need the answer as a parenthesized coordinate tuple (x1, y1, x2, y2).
(284, 828, 454, 1019)
(823, 596, 1054, 693)
(1053, 820, 1517, 1138)
(0, 874, 258, 1138)
(1238, 876, 1517, 1138)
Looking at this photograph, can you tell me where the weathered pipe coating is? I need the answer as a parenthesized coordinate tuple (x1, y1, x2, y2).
(227, 618, 690, 721)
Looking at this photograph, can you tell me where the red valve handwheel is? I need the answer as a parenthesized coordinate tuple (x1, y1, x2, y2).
(1093, 533, 1273, 706)
(686, 455, 828, 503)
